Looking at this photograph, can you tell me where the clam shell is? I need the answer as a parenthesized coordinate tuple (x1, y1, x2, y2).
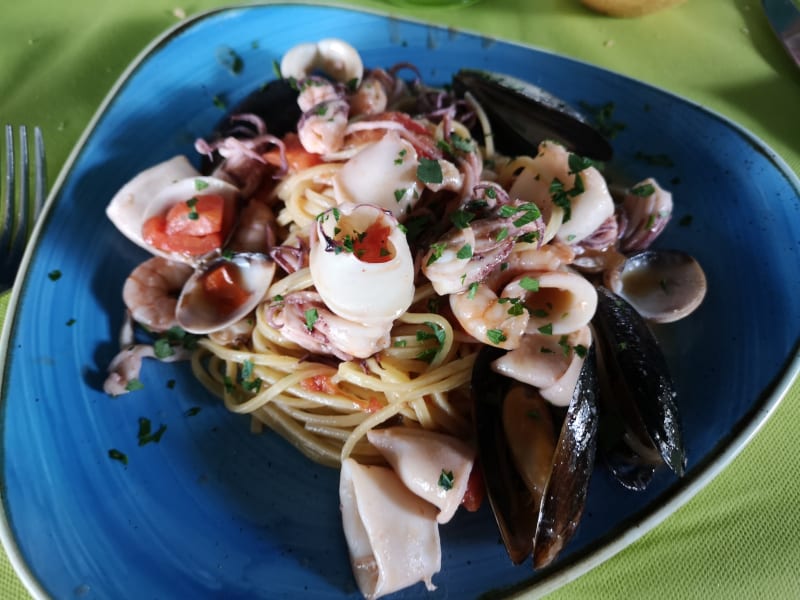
(176, 252, 275, 334)
(141, 175, 241, 265)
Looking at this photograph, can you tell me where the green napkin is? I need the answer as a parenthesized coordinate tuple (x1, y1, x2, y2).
(1, 1, 799, 599)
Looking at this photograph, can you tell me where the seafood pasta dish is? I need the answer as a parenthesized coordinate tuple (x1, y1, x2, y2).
(103, 39, 705, 599)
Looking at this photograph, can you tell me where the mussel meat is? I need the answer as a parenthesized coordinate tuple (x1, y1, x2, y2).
(471, 344, 599, 568)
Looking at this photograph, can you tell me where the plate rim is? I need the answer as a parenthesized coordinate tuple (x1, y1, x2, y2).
(1, 2, 800, 599)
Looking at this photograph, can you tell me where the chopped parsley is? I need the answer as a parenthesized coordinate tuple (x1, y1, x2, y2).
(186, 197, 199, 220)
(631, 183, 656, 197)
(537, 323, 554, 335)
(438, 469, 455, 491)
(426, 242, 447, 266)
(194, 179, 210, 191)
(108, 449, 128, 465)
(47, 269, 61, 281)
(519, 276, 540, 292)
(304, 308, 319, 331)
(467, 282, 479, 300)
(456, 244, 473, 260)
(212, 95, 226, 110)
(215, 45, 243, 75)
(568, 153, 598, 174)
(125, 379, 145, 392)
(450, 209, 476, 229)
(578, 100, 626, 139)
(415, 321, 446, 363)
(487, 329, 507, 344)
(153, 338, 175, 359)
(137, 417, 167, 446)
(417, 158, 443, 184)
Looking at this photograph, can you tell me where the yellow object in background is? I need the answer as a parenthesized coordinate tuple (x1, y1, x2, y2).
(582, 0, 687, 17)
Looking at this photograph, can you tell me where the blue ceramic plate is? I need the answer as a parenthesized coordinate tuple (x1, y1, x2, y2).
(2, 3, 800, 599)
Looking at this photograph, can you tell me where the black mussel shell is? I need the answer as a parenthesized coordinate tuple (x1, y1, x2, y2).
(533, 345, 599, 569)
(471, 344, 600, 569)
(593, 285, 687, 480)
(452, 69, 613, 162)
(472, 345, 539, 565)
(201, 78, 301, 173)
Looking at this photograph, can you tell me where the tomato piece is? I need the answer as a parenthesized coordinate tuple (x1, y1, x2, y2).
(352, 222, 393, 264)
(142, 215, 224, 256)
(202, 263, 249, 313)
(460, 462, 485, 512)
(363, 397, 383, 413)
(165, 194, 226, 236)
(300, 374, 339, 395)
(264, 133, 324, 172)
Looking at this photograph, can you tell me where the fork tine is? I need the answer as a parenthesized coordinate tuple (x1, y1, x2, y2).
(33, 126, 46, 216)
(0, 125, 13, 254)
(0, 124, 47, 290)
(17, 125, 29, 241)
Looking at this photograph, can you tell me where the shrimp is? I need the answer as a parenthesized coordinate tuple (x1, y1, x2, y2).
(296, 76, 342, 113)
(266, 291, 392, 360)
(297, 98, 350, 155)
(122, 256, 194, 332)
(349, 72, 389, 117)
(449, 282, 528, 350)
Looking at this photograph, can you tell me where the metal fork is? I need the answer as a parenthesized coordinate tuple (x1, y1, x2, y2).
(0, 125, 46, 291)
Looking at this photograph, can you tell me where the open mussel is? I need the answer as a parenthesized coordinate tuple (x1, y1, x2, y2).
(471, 344, 599, 568)
(593, 285, 686, 490)
(452, 69, 613, 162)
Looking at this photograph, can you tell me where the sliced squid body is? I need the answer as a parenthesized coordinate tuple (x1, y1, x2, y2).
(506, 269, 598, 336)
(105, 155, 199, 251)
(309, 203, 415, 325)
(340, 459, 441, 599)
(508, 140, 614, 244)
(334, 132, 424, 219)
(492, 326, 593, 407)
(367, 427, 475, 524)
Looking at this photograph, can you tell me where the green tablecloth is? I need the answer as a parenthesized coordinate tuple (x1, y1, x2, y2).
(1, 0, 799, 598)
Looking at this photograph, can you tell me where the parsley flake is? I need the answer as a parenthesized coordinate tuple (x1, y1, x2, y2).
(108, 449, 128, 465)
(456, 244, 473, 260)
(125, 379, 145, 392)
(137, 417, 167, 446)
(438, 469, 455, 491)
(487, 329, 507, 344)
(417, 158, 443, 184)
(305, 308, 319, 331)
